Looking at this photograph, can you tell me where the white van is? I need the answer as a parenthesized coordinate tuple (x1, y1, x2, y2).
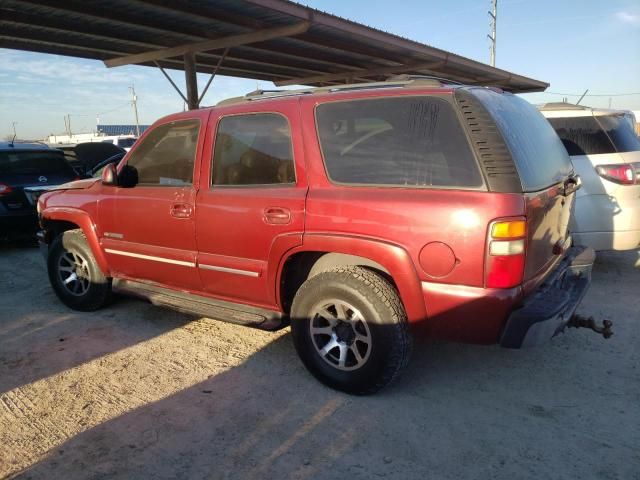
(539, 103, 640, 251)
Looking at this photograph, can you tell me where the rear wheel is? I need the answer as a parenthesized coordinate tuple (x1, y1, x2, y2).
(290, 266, 411, 395)
(48, 229, 112, 311)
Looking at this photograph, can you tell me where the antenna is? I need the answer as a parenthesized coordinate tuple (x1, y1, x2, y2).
(487, 0, 498, 67)
(11, 122, 17, 145)
(130, 85, 141, 137)
(576, 89, 589, 105)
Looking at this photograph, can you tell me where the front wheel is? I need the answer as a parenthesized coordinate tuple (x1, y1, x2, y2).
(48, 229, 112, 311)
(290, 266, 412, 395)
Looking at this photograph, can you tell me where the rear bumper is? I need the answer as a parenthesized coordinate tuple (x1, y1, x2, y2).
(572, 192, 640, 250)
(500, 246, 595, 348)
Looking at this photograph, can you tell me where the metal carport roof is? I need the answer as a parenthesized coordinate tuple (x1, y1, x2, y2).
(0, 0, 548, 109)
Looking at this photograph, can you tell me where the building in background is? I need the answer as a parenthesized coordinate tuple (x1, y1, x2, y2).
(45, 124, 150, 150)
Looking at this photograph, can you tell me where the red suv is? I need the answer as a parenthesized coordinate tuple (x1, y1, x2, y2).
(38, 79, 594, 394)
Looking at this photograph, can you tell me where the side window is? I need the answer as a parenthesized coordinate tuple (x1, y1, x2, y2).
(125, 119, 200, 186)
(212, 114, 295, 186)
(315, 97, 483, 188)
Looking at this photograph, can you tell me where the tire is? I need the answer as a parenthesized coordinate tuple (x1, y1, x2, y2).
(47, 229, 112, 311)
(290, 266, 412, 395)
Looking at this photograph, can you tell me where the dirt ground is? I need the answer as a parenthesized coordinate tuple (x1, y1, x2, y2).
(0, 244, 638, 480)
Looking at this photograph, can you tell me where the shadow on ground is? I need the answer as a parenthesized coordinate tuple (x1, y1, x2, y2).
(3, 248, 639, 480)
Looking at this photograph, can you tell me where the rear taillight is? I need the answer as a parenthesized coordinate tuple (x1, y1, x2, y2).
(0, 184, 13, 196)
(595, 163, 638, 185)
(486, 218, 526, 289)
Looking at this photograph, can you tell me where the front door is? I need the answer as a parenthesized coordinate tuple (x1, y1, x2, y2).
(98, 117, 205, 291)
(195, 100, 307, 309)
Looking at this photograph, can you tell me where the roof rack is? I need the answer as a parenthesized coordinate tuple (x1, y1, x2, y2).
(216, 77, 457, 106)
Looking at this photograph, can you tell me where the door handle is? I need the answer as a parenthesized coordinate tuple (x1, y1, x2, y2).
(263, 207, 291, 225)
(170, 203, 193, 219)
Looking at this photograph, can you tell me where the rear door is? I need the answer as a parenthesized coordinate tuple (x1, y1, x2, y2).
(471, 90, 575, 288)
(195, 99, 307, 309)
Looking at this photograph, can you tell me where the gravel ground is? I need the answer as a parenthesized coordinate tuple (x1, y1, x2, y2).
(0, 244, 638, 480)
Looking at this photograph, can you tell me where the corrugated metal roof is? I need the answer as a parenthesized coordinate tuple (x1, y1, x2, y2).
(0, 0, 548, 93)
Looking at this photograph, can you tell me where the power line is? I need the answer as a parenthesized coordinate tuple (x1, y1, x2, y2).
(545, 91, 640, 97)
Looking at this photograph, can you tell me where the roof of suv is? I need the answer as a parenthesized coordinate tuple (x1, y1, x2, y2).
(537, 102, 629, 118)
(215, 77, 467, 107)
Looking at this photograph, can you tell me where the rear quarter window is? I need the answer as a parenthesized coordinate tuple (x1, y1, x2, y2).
(315, 96, 483, 188)
(471, 89, 573, 192)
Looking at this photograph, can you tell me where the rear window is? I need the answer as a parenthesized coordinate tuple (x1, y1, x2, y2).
(546, 116, 615, 155)
(0, 150, 74, 175)
(471, 89, 573, 192)
(595, 115, 640, 153)
(315, 96, 483, 188)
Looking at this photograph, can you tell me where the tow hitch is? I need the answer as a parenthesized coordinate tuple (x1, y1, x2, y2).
(568, 314, 613, 339)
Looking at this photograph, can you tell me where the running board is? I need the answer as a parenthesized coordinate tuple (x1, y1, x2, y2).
(112, 279, 285, 330)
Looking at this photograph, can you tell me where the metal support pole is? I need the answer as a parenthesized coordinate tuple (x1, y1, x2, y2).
(184, 52, 199, 110)
(154, 61, 189, 104)
(198, 48, 229, 105)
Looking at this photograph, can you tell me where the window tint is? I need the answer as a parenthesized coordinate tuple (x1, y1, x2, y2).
(595, 115, 640, 153)
(546, 116, 615, 155)
(316, 97, 482, 188)
(125, 120, 199, 186)
(0, 151, 74, 175)
(212, 114, 295, 186)
(472, 89, 573, 191)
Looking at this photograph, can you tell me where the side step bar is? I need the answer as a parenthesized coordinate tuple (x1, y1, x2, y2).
(113, 279, 285, 331)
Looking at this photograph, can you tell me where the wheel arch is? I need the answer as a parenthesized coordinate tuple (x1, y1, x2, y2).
(42, 207, 110, 276)
(277, 235, 426, 323)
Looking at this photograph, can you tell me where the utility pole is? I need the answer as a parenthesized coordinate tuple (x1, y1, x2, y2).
(130, 85, 141, 137)
(64, 114, 72, 137)
(488, 0, 498, 67)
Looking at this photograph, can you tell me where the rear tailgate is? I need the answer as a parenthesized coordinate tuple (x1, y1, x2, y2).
(468, 89, 575, 290)
(523, 181, 575, 289)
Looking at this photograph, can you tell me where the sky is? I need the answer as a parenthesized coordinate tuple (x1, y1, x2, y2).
(1, 0, 639, 140)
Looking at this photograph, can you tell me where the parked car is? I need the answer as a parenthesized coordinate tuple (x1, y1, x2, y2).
(62, 142, 126, 177)
(38, 79, 600, 394)
(100, 135, 138, 151)
(0, 142, 77, 237)
(539, 103, 640, 251)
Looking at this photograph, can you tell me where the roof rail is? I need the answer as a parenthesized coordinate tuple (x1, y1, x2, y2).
(386, 74, 461, 86)
(216, 77, 459, 106)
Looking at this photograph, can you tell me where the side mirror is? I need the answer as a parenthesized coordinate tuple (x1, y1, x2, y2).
(101, 163, 118, 186)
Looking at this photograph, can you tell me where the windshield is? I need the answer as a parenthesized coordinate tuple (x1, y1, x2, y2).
(0, 151, 75, 175)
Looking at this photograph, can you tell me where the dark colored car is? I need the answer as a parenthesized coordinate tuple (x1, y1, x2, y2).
(38, 79, 600, 394)
(61, 142, 126, 177)
(0, 142, 77, 237)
